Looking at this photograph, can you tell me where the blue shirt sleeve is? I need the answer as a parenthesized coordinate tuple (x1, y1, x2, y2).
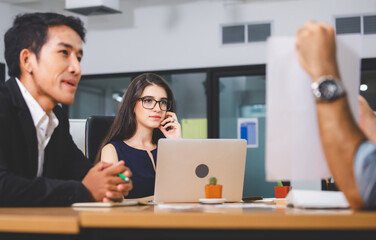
(354, 140, 376, 209)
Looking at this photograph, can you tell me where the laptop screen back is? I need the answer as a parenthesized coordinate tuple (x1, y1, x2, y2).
(154, 139, 247, 203)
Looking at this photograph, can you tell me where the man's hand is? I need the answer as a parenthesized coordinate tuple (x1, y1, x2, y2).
(102, 167, 133, 202)
(296, 21, 340, 81)
(82, 160, 132, 202)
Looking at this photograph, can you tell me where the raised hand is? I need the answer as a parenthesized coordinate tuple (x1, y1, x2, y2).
(296, 21, 340, 81)
(159, 111, 182, 139)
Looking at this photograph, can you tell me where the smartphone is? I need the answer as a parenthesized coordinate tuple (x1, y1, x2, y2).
(162, 120, 172, 131)
(242, 196, 263, 202)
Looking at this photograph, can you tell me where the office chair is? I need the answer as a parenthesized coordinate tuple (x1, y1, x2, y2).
(85, 115, 115, 163)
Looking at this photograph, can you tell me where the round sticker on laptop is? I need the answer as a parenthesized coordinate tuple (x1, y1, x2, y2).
(195, 164, 209, 178)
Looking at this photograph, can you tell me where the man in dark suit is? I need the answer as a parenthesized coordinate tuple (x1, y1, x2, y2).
(0, 12, 132, 206)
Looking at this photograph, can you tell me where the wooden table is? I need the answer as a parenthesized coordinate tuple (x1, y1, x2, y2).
(77, 203, 376, 240)
(1, 203, 375, 240)
(0, 207, 80, 240)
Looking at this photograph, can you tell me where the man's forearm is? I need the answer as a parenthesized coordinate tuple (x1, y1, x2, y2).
(316, 96, 366, 209)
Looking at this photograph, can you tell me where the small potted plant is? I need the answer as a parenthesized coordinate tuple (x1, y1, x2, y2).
(274, 181, 292, 198)
(205, 177, 222, 199)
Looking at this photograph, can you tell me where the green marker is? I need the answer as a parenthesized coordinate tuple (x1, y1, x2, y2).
(277, 181, 283, 187)
(118, 173, 129, 182)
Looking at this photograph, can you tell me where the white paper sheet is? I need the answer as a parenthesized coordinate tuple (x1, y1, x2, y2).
(265, 35, 361, 181)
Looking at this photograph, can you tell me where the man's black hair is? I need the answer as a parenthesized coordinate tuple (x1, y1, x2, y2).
(4, 12, 86, 78)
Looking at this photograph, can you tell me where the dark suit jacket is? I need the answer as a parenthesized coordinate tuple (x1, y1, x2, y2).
(0, 78, 92, 206)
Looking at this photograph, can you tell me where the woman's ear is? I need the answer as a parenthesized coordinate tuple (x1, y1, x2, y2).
(19, 49, 35, 76)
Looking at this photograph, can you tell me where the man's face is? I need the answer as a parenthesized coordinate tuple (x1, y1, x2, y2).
(28, 25, 83, 107)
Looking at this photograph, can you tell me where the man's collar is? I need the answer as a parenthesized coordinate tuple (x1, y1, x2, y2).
(15, 78, 57, 127)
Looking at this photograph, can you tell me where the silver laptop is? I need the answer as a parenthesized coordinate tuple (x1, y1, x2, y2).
(154, 139, 247, 203)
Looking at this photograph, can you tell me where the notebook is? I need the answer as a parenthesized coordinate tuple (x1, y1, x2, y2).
(154, 139, 247, 203)
(72, 200, 139, 208)
(72, 200, 154, 208)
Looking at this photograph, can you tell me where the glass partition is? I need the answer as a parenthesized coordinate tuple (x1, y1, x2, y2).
(219, 75, 275, 198)
(360, 69, 376, 110)
(69, 76, 132, 119)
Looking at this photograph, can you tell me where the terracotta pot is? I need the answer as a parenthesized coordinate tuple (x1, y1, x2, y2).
(274, 186, 292, 198)
(205, 185, 223, 198)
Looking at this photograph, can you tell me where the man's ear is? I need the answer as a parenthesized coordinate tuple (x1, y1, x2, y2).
(19, 49, 35, 76)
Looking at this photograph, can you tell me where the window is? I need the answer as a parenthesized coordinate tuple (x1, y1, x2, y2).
(335, 15, 376, 35)
(247, 23, 271, 42)
(222, 25, 245, 44)
(69, 76, 132, 119)
(222, 22, 271, 45)
(364, 15, 376, 35)
(360, 58, 376, 110)
(335, 16, 361, 34)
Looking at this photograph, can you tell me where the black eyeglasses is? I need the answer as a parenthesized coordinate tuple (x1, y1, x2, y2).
(138, 97, 171, 111)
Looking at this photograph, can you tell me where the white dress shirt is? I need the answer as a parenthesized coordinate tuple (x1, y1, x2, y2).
(15, 78, 59, 177)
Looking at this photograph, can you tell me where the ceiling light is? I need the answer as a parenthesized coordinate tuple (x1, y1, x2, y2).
(65, 0, 122, 16)
(360, 84, 368, 91)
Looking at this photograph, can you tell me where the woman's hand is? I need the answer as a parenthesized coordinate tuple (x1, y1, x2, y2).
(159, 112, 182, 138)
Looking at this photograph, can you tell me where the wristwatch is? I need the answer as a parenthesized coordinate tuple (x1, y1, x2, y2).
(311, 76, 346, 102)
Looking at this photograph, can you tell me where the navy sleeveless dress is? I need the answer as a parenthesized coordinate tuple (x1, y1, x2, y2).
(110, 141, 157, 199)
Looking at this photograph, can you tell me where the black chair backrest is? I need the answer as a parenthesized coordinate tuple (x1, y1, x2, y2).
(85, 115, 115, 163)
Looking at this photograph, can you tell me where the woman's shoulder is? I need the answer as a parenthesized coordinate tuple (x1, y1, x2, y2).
(101, 143, 118, 164)
(103, 143, 117, 151)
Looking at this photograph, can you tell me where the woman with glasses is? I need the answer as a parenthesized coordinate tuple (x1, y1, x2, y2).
(96, 73, 181, 200)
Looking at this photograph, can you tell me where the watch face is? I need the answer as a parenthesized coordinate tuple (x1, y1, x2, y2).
(318, 80, 338, 100)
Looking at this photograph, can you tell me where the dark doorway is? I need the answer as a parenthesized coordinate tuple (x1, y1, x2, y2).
(0, 63, 5, 83)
